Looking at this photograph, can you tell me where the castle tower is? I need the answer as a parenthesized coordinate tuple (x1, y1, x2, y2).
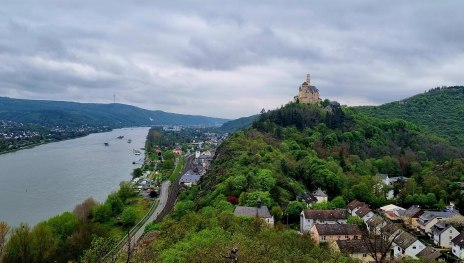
(294, 73, 321, 105)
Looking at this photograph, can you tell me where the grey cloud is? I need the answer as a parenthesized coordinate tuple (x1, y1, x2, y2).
(0, 0, 463, 118)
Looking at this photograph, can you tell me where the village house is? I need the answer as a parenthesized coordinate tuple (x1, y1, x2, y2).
(333, 239, 390, 263)
(313, 188, 328, 203)
(451, 232, 464, 260)
(233, 205, 274, 226)
(366, 215, 388, 235)
(402, 205, 424, 229)
(380, 204, 406, 220)
(431, 221, 460, 248)
(347, 200, 366, 216)
(310, 224, 362, 244)
(355, 204, 375, 223)
(376, 173, 394, 199)
(417, 210, 457, 235)
(179, 170, 201, 187)
(381, 223, 402, 242)
(391, 230, 426, 260)
(297, 188, 328, 207)
(300, 209, 347, 233)
(416, 246, 443, 262)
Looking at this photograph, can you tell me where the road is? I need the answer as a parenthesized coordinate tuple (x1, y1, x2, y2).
(156, 154, 193, 222)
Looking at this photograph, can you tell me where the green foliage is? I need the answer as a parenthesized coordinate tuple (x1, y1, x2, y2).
(285, 201, 306, 223)
(132, 167, 143, 178)
(331, 196, 346, 208)
(250, 169, 276, 191)
(357, 86, 464, 146)
(44, 212, 79, 242)
(0, 97, 228, 128)
(144, 222, 161, 233)
(173, 201, 196, 219)
(347, 215, 364, 227)
(121, 207, 138, 227)
(239, 191, 273, 208)
(82, 236, 115, 263)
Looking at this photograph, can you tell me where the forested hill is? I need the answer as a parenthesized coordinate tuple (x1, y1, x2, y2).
(200, 102, 462, 214)
(109, 101, 464, 261)
(219, 114, 258, 133)
(0, 97, 228, 127)
(356, 86, 464, 146)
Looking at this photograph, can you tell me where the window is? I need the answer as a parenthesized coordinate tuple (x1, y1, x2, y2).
(321, 236, 325, 240)
(412, 246, 416, 249)
(362, 254, 367, 257)
(345, 236, 349, 239)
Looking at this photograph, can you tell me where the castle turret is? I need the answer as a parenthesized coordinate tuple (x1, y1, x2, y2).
(306, 74, 311, 85)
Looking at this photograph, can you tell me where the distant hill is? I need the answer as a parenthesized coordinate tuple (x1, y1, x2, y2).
(0, 97, 228, 127)
(356, 86, 464, 145)
(219, 114, 258, 132)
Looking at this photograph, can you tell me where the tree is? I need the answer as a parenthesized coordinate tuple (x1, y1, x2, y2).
(285, 201, 306, 223)
(5, 223, 32, 263)
(121, 207, 138, 227)
(331, 196, 346, 208)
(132, 168, 143, 178)
(73, 198, 97, 222)
(0, 221, 9, 262)
(82, 236, 115, 263)
(250, 169, 276, 191)
(270, 206, 283, 222)
(31, 223, 58, 263)
(347, 216, 364, 227)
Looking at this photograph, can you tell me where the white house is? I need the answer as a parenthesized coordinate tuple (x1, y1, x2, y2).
(451, 232, 464, 260)
(417, 211, 457, 235)
(347, 200, 366, 216)
(431, 221, 460, 248)
(391, 230, 426, 259)
(300, 209, 347, 233)
(355, 205, 374, 223)
(313, 188, 328, 203)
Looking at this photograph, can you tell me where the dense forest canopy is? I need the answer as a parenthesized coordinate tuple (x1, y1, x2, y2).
(357, 86, 464, 146)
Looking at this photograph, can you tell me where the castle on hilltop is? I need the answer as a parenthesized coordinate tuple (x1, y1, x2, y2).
(294, 74, 321, 104)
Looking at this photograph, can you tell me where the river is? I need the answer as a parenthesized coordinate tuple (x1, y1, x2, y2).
(0, 127, 149, 227)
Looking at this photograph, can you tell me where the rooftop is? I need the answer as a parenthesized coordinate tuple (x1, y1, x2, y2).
(403, 205, 422, 218)
(452, 232, 464, 249)
(234, 206, 272, 219)
(179, 170, 201, 183)
(394, 230, 419, 249)
(313, 188, 328, 198)
(347, 200, 365, 211)
(314, 224, 362, 236)
(416, 246, 442, 261)
(336, 239, 387, 254)
(302, 209, 347, 220)
(355, 205, 372, 218)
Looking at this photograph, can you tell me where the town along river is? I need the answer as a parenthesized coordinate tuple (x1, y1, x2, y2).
(0, 127, 149, 227)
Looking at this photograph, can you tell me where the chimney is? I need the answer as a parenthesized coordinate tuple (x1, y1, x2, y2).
(306, 73, 311, 84)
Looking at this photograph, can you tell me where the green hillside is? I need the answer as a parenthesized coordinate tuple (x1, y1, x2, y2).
(0, 97, 228, 127)
(219, 114, 258, 133)
(132, 102, 463, 261)
(356, 86, 464, 145)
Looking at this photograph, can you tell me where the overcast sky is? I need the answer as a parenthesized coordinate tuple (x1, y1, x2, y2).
(1, 1, 463, 119)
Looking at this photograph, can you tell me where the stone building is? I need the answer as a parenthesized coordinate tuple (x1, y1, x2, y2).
(294, 73, 321, 104)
